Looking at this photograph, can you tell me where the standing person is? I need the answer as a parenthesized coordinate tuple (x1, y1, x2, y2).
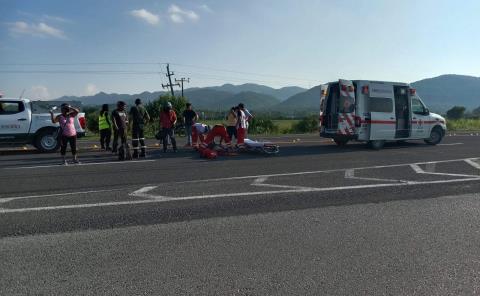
(225, 106, 238, 142)
(98, 104, 112, 151)
(129, 98, 150, 158)
(112, 101, 131, 160)
(159, 102, 177, 153)
(50, 103, 80, 165)
(182, 103, 198, 147)
(239, 103, 254, 135)
(236, 104, 247, 148)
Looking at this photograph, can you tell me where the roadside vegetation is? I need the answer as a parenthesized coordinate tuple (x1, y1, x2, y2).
(445, 105, 480, 131)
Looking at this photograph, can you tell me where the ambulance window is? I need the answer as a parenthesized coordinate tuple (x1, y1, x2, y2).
(412, 98, 425, 114)
(369, 97, 393, 113)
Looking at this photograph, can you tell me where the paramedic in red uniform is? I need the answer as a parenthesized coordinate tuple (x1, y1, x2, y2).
(200, 124, 232, 149)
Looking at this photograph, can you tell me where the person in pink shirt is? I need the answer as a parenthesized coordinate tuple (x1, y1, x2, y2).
(50, 103, 80, 165)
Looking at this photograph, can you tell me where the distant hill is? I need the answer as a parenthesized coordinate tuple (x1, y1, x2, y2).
(55, 91, 164, 106)
(219, 91, 280, 110)
(276, 86, 321, 114)
(183, 88, 233, 109)
(207, 83, 306, 101)
(51, 75, 480, 114)
(412, 74, 480, 110)
(277, 75, 480, 115)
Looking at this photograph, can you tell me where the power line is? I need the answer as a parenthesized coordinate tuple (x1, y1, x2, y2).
(175, 77, 190, 97)
(0, 61, 318, 83)
(161, 64, 179, 97)
(170, 62, 319, 83)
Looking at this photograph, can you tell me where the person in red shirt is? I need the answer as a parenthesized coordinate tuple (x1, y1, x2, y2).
(159, 102, 178, 152)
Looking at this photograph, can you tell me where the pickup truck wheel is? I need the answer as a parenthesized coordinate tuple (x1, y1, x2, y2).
(424, 127, 443, 145)
(369, 140, 385, 150)
(35, 129, 60, 153)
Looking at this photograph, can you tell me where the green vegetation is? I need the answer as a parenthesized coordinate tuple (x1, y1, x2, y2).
(447, 119, 480, 131)
(446, 106, 466, 120)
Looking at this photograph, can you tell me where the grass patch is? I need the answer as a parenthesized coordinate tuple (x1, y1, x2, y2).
(447, 119, 480, 131)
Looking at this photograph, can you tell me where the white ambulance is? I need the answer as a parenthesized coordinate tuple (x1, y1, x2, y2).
(319, 79, 447, 149)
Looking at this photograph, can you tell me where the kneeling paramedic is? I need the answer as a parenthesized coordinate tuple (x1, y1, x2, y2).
(191, 123, 210, 148)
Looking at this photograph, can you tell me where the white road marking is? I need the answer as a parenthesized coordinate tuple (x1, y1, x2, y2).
(2, 177, 480, 214)
(168, 156, 480, 185)
(465, 159, 480, 170)
(344, 169, 407, 183)
(5, 159, 157, 170)
(410, 164, 478, 178)
(3, 156, 480, 214)
(128, 186, 167, 200)
(438, 143, 464, 146)
(410, 164, 424, 174)
(0, 188, 126, 204)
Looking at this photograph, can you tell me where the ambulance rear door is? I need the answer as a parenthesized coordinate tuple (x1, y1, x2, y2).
(337, 79, 356, 137)
(368, 83, 396, 140)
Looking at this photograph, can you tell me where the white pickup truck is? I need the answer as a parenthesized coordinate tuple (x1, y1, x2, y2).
(0, 98, 86, 152)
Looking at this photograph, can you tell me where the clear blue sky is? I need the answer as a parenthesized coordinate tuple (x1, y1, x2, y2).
(1, 0, 479, 99)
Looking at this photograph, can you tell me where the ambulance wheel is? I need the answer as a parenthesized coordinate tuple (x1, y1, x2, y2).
(424, 127, 443, 145)
(334, 139, 348, 146)
(369, 140, 385, 150)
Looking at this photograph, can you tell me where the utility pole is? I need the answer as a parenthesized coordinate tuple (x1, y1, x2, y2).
(162, 63, 180, 97)
(175, 77, 190, 97)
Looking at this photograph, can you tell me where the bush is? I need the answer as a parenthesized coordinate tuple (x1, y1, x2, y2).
(291, 115, 318, 133)
(248, 117, 279, 134)
(446, 106, 466, 120)
(86, 110, 99, 133)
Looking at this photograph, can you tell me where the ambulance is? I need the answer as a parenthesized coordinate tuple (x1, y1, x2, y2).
(319, 79, 447, 149)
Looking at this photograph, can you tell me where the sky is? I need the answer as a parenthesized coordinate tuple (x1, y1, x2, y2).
(0, 0, 479, 100)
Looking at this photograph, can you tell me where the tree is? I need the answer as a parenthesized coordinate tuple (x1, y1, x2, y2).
(472, 106, 480, 118)
(145, 94, 188, 120)
(446, 106, 466, 120)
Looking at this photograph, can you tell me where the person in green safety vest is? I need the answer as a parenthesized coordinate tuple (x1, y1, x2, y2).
(98, 104, 112, 151)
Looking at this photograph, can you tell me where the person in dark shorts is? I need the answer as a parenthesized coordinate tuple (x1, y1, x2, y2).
(129, 98, 150, 158)
(112, 101, 131, 160)
(225, 106, 238, 142)
(50, 103, 80, 165)
(182, 103, 198, 146)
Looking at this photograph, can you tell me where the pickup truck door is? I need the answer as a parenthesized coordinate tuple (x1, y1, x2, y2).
(0, 101, 31, 142)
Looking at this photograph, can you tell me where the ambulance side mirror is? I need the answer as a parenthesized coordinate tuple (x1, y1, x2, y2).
(423, 108, 430, 115)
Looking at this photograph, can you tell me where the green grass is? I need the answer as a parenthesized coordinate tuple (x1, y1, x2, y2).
(447, 119, 480, 131)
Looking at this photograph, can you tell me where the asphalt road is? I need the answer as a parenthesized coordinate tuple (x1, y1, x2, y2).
(1, 134, 480, 295)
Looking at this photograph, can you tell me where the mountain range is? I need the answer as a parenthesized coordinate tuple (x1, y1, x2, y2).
(54, 75, 480, 114)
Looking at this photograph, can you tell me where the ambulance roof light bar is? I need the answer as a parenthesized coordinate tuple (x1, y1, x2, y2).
(409, 88, 416, 95)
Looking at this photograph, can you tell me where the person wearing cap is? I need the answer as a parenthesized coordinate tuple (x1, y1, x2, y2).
(50, 103, 80, 165)
(129, 98, 150, 158)
(112, 101, 131, 160)
(159, 101, 177, 152)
